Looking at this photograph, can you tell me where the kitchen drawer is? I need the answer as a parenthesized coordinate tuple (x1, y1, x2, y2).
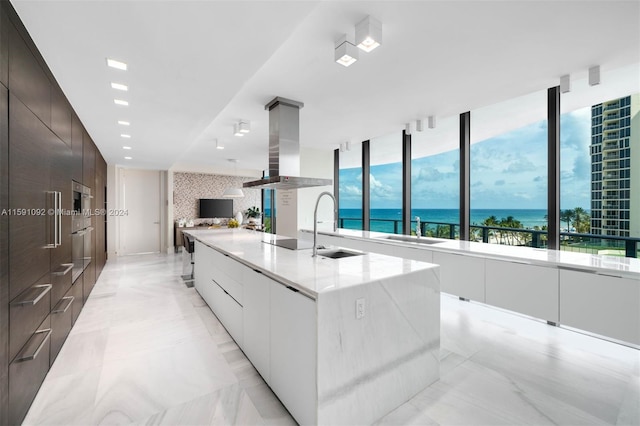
(210, 267, 243, 305)
(50, 262, 73, 308)
(211, 277, 243, 347)
(9, 280, 52, 362)
(9, 316, 51, 426)
(70, 275, 83, 325)
(210, 248, 245, 282)
(50, 294, 74, 365)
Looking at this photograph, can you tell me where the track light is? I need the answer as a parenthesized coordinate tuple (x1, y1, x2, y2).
(216, 139, 224, 150)
(416, 119, 424, 132)
(428, 116, 436, 129)
(589, 65, 600, 86)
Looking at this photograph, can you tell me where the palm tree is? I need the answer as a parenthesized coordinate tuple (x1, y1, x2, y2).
(573, 207, 590, 234)
(560, 209, 574, 232)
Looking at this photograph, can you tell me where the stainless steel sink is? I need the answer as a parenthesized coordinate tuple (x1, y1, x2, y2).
(317, 249, 365, 259)
(379, 235, 443, 245)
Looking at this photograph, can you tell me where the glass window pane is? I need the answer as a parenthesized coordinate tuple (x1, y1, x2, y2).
(561, 63, 639, 256)
(411, 116, 460, 239)
(339, 141, 363, 230)
(470, 89, 548, 247)
(370, 132, 403, 234)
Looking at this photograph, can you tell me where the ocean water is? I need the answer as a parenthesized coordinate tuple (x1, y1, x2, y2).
(338, 208, 550, 233)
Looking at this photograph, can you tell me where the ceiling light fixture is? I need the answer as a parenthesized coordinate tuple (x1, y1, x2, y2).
(106, 58, 127, 70)
(233, 123, 244, 137)
(124, 156, 132, 160)
(111, 82, 128, 91)
(405, 123, 411, 135)
(589, 65, 600, 86)
(223, 159, 244, 198)
(121, 134, 131, 138)
(355, 15, 382, 52)
(416, 119, 424, 132)
(428, 116, 436, 129)
(216, 139, 224, 150)
(123, 146, 132, 150)
(118, 120, 130, 126)
(560, 74, 571, 93)
(114, 99, 128, 106)
(238, 120, 250, 133)
(335, 34, 358, 67)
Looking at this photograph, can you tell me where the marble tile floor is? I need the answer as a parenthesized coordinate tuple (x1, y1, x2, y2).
(24, 252, 639, 426)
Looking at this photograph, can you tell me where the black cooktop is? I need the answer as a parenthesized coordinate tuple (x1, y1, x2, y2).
(264, 238, 312, 250)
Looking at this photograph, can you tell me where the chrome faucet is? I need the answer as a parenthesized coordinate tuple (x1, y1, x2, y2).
(313, 191, 337, 257)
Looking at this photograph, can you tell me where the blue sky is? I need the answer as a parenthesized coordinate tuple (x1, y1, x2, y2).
(339, 107, 592, 210)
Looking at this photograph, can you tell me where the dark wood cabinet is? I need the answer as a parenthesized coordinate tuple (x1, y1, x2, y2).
(0, 74, 10, 426)
(50, 85, 71, 148)
(8, 315, 51, 426)
(0, 7, 8, 87)
(2, 4, 109, 423)
(8, 94, 51, 301)
(8, 23, 50, 127)
(71, 113, 83, 183)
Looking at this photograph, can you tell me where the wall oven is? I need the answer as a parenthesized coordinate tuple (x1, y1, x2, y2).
(71, 181, 92, 283)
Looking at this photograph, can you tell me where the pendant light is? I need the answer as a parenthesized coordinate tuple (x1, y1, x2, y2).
(223, 159, 245, 198)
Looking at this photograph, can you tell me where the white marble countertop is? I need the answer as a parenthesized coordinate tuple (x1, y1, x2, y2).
(185, 229, 438, 298)
(300, 228, 640, 279)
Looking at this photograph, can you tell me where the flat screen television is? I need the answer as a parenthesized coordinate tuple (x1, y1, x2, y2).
(199, 198, 233, 218)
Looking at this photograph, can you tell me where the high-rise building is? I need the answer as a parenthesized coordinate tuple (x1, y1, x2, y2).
(590, 93, 639, 238)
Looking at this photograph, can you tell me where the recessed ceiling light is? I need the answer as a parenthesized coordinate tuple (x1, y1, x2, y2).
(123, 146, 132, 150)
(118, 120, 130, 126)
(114, 99, 128, 106)
(111, 82, 128, 91)
(120, 134, 131, 138)
(107, 58, 127, 70)
(124, 156, 132, 160)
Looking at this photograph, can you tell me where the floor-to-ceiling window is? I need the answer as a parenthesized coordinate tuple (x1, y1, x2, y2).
(470, 89, 548, 247)
(411, 116, 460, 238)
(369, 132, 403, 233)
(338, 141, 363, 229)
(560, 63, 640, 256)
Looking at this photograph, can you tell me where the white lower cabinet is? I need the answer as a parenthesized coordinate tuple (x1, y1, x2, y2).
(560, 270, 640, 345)
(270, 283, 317, 425)
(242, 268, 271, 381)
(432, 251, 485, 301)
(485, 260, 559, 323)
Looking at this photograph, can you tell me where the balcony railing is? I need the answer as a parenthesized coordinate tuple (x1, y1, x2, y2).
(603, 114, 620, 121)
(338, 218, 639, 257)
(602, 184, 618, 190)
(603, 142, 619, 150)
(603, 104, 620, 111)
(603, 154, 619, 160)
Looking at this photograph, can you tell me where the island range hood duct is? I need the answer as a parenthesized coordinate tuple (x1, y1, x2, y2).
(243, 97, 333, 190)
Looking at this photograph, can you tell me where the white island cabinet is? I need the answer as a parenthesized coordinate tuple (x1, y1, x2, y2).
(189, 230, 440, 425)
(303, 228, 640, 346)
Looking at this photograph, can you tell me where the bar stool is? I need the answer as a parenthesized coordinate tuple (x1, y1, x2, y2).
(182, 233, 195, 287)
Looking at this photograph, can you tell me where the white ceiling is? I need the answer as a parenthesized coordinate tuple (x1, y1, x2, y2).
(11, 0, 640, 173)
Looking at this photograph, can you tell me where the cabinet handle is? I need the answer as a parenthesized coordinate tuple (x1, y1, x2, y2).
(57, 191, 62, 246)
(11, 284, 52, 306)
(53, 263, 74, 276)
(16, 329, 52, 362)
(53, 296, 74, 314)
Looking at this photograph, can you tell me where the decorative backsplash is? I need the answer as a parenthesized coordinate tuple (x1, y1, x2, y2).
(173, 172, 260, 223)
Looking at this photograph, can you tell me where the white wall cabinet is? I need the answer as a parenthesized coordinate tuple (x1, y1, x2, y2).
(432, 251, 485, 301)
(485, 260, 559, 323)
(560, 270, 640, 345)
(270, 283, 317, 425)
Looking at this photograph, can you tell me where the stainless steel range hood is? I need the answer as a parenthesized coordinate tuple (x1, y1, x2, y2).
(243, 97, 332, 190)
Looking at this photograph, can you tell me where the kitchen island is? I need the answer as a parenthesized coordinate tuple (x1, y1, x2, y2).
(185, 229, 440, 425)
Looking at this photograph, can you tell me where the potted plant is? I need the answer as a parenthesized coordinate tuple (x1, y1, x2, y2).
(245, 206, 261, 225)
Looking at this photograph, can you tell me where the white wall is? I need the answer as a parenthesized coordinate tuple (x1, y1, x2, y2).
(297, 147, 335, 232)
(106, 164, 119, 258)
